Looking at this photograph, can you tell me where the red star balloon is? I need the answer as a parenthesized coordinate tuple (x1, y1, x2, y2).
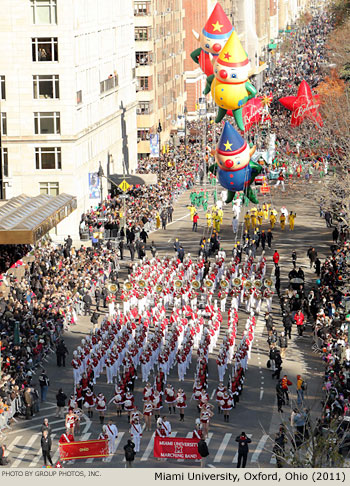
(227, 95, 272, 132)
(279, 80, 323, 127)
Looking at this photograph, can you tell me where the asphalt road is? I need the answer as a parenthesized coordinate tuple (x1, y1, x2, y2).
(2, 176, 332, 468)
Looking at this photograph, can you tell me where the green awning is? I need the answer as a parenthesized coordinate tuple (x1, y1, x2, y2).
(269, 43, 277, 50)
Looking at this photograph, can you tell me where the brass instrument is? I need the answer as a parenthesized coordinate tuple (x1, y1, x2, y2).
(174, 280, 183, 289)
(254, 289, 262, 299)
(264, 278, 273, 288)
(156, 284, 163, 293)
(233, 277, 242, 287)
(191, 280, 201, 290)
(220, 279, 228, 288)
(253, 279, 262, 289)
(138, 279, 146, 288)
(204, 279, 213, 288)
(108, 283, 118, 294)
(243, 280, 252, 290)
(124, 281, 133, 291)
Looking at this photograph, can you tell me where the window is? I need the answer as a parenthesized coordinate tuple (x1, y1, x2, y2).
(136, 76, 151, 92)
(33, 75, 59, 99)
(32, 38, 58, 61)
(136, 102, 153, 115)
(1, 113, 7, 135)
(135, 52, 152, 66)
(39, 181, 59, 195)
(1, 148, 8, 177)
(77, 90, 82, 104)
(0, 76, 5, 100)
(31, 0, 57, 24)
(135, 27, 150, 41)
(134, 2, 149, 15)
(34, 112, 60, 134)
(137, 129, 150, 141)
(35, 147, 61, 169)
(100, 75, 118, 95)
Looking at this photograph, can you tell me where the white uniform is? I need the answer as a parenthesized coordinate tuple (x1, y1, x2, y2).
(130, 422, 142, 452)
(106, 423, 118, 454)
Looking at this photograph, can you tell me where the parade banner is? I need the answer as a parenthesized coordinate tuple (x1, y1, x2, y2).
(150, 134, 159, 158)
(88, 172, 100, 199)
(59, 438, 109, 461)
(154, 437, 201, 460)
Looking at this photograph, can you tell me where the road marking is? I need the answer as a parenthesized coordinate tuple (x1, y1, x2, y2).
(251, 434, 269, 463)
(105, 432, 125, 463)
(213, 433, 232, 462)
(29, 434, 56, 467)
(210, 389, 216, 400)
(232, 434, 252, 463)
(4, 436, 22, 460)
(11, 434, 38, 467)
(7, 417, 68, 434)
(140, 433, 155, 461)
(260, 390, 264, 400)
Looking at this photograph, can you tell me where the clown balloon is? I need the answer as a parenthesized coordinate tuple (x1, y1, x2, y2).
(209, 121, 262, 203)
(210, 30, 257, 130)
(190, 3, 233, 80)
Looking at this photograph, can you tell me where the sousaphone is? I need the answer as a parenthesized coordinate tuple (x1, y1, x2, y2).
(220, 279, 228, 288)
(191, 280, 201, 290)
(156, 284, 163, 293)
(204, 279, 213, 288)
(243, 280, 253, 290)
(253, 279, 262, 289)
(174, 280, 183, 289)
(233, 277, 242, 287)
(264, 278, 273, 288)
(138, 279, 146, 288)
(108, 283, 118, 294)
(124, 281, 133, 291)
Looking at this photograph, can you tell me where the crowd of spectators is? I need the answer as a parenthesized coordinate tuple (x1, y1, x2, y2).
(0, 242, 120, 429)
(0, 244, 31, 275)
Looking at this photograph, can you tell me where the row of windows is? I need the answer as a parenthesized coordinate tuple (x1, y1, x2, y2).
(0, 74, 114, 101)
(1, 112, 60, 135)
(0, 147, 61, 171)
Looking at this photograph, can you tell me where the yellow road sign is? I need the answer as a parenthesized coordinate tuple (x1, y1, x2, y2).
(119, 180, 130, 192)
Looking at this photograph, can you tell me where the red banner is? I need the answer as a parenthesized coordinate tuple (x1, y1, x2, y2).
(154, 437, 200, 460)
(260, 185, 270, 194)
(59, 439, 109, 461)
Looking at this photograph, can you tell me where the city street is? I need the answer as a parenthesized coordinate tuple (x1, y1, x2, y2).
(2, 177, 331, 468)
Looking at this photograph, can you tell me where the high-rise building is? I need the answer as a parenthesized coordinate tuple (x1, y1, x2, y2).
(134, 0, 186, 158)
(182, 0, 208, 113)
(0, 0, 137, 237)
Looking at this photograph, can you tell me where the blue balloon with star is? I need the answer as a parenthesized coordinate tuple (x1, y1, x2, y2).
(209, 121, 262, 203)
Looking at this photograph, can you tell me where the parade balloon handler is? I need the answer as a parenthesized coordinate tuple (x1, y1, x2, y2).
(209, 121, 262, 204)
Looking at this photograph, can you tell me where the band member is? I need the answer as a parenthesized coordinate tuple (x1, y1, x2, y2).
(192, 418, 203, 439)
(176, 388, 187, 422)
(95, 393, 107, 425)
(124, 390, 135, 423)
(106, 419, 119, 454)
(129, 418, 142, 453)
(143, 397, 153, 431)
(65, 408, 77, 438)
(164, 384, 176, 414)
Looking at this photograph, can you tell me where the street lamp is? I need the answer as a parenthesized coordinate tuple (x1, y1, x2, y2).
(98, 161, 104, 204)
(157, 120, 162, 179)
(184, 105, 188, 159)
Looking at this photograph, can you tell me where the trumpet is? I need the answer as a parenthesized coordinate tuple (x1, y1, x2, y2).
(124, 281, 133, 291)
(253, 279, 262, 289)
(174, 280, 183, 289)
(233, 277, 242, 287)
(108, 283, 118, 294)
(204, 279, 213, 288)
(156, 284, 163, 293)
(263, 278, 273, 288)
(138, 279, 146, 288)
(191, 280, 201, 290)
